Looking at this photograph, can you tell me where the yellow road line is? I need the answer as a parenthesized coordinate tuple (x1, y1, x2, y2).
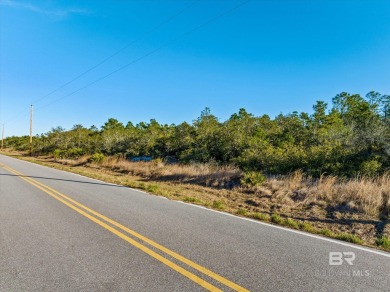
(14, 169, 249, 292)
(2, 164, 249, 292)
(2, 165, 222, 292)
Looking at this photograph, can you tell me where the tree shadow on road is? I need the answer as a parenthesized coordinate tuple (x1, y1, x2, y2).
(0, 173, 127, 188)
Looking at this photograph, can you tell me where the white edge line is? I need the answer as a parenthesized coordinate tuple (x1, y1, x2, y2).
(2, 154, 390, 258)
(176, 201, 390, 258)
(1, 157, 172, 209)
(0, 154, 166, 197)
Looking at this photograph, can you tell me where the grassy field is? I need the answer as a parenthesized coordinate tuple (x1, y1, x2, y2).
(2, 150, 389, 252)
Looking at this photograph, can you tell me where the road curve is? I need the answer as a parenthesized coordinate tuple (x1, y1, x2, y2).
(0, 154, 389, 291)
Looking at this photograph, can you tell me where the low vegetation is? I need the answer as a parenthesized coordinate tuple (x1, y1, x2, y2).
(3, 150, 389, 251)
(334, 233, 364, 244)
(2, 91, 389, 251)
(376, 236, 390, 249)
(5, 92, 389, 178)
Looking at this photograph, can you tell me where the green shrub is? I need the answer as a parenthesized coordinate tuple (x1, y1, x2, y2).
(376, 236, 390, 249)
(183, 197, 203, 204)
(53, 149, 63, 159)
(90, 153, 105, 164)
(271, 214, 282, 224)
(66, 148, 84, 159)
(146, 184, 159, 193)
(240, 171, 266, 187)
(299, 222, 315, 233)
(252, 212, 270, 221)
(236, 208, 247, 215)
(283, 218, 300, 229)
(360, 160, 382, 177)
(212, 200, 225, 210)
(334, 233, 363, 244)
(54, 148, 84, 159)
(319, 228, 334, 237)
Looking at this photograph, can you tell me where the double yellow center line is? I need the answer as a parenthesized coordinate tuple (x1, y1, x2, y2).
(1, 163, 249, 292)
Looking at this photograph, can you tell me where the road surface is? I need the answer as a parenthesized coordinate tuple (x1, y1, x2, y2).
(0, 154, 389, 291)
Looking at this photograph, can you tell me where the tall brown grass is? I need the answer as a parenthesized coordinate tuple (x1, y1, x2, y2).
(97, 156, 242, 188)
(265, 171, 390, 218)
(61, 155, 389, 218)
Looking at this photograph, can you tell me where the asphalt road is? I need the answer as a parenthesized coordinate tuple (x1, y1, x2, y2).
(0, 154, 389, 291)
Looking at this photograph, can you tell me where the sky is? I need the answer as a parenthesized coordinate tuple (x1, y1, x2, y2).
(0, 0, 389, 137)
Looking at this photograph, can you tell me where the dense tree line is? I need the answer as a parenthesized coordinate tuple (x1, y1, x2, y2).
(4, 92, 390, 177)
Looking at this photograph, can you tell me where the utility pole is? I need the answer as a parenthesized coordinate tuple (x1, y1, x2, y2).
(30, 105, 33, 156)
(1, 124, 4, 150)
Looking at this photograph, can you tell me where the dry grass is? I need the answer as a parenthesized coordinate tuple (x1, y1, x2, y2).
(3, 150, 390, 251)
(35, 154, 390, 219)
(57, 155, 90, 166)
(60, 155, 390, 219)
(264, 171, 390, 218)
(96, 156, 242, 189)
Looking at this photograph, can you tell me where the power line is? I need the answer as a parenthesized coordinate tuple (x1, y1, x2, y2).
(37, 0, 251, 111)
(5, 0, 251, 132)
(32, 0, 201, 106)
(3, 108, 30, 126)
(3, 0, 201, 126)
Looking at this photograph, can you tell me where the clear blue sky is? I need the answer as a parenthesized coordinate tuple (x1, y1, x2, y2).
(1, 0, 389, 137)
